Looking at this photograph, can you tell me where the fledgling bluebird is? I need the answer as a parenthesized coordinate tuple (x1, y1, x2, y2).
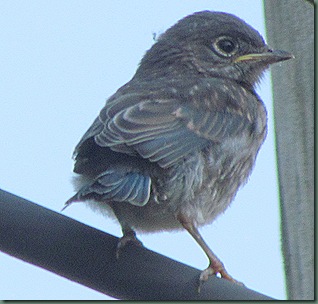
(64, 11, 293, 289)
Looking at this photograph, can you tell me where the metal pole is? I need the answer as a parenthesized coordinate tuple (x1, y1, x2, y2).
(0, 188, 273, 300)
(264, 0, 314, 300)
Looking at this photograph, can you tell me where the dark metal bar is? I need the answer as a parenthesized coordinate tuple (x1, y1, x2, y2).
(0, 188, 273, 300)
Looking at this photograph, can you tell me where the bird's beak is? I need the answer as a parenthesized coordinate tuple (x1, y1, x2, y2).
(235, 49, 294, 64)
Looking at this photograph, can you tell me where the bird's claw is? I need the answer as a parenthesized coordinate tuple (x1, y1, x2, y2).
(198, 264, 245, 293)
(116, 231, 143, 259)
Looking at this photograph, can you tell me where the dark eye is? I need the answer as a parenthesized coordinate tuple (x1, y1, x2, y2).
(213, 36, 238, 57)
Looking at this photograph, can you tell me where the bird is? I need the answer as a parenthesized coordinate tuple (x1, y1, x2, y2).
(64, 11, 293, 290)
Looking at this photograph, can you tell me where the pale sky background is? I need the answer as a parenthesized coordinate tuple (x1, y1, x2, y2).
(0, 0, 288, 300)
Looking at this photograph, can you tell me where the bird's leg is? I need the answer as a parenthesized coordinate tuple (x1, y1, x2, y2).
(116, 227, 143, 259)
(110, 204, 143, 259)
(177, 214, 244, 292)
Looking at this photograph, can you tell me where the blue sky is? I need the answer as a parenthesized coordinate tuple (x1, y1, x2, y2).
(0, 0, 287, 300)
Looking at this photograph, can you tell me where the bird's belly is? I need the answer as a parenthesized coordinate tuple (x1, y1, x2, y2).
(106, 144, 259, 232)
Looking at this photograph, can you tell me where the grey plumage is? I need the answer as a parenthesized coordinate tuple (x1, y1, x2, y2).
(65, 11, 293, 287)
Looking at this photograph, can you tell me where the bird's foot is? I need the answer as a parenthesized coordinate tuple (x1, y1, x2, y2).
(176, 213, 245, 292)
(116, 230, 143, 259)
(198, 262, 244, 293)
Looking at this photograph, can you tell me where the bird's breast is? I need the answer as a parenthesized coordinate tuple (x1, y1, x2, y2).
(153, 120, 267, 227)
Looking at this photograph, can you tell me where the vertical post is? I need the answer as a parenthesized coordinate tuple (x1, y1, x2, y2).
(263, 0, 314, 300)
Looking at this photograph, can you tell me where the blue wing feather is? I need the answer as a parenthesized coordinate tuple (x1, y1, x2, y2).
(78, 170, 151, 206)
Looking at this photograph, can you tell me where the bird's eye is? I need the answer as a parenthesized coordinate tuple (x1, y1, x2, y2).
(213, 36, 238, 57)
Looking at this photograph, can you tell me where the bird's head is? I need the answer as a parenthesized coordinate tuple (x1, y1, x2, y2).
(136, 11, 293, 89)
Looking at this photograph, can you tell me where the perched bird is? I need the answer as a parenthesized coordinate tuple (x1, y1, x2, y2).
(65, 11, 293, 288)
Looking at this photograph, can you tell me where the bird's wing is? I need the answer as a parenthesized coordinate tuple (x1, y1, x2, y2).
(91, 86, 254, 169)
(70, 85, 257, 206)
(76, 169, 151, 206)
